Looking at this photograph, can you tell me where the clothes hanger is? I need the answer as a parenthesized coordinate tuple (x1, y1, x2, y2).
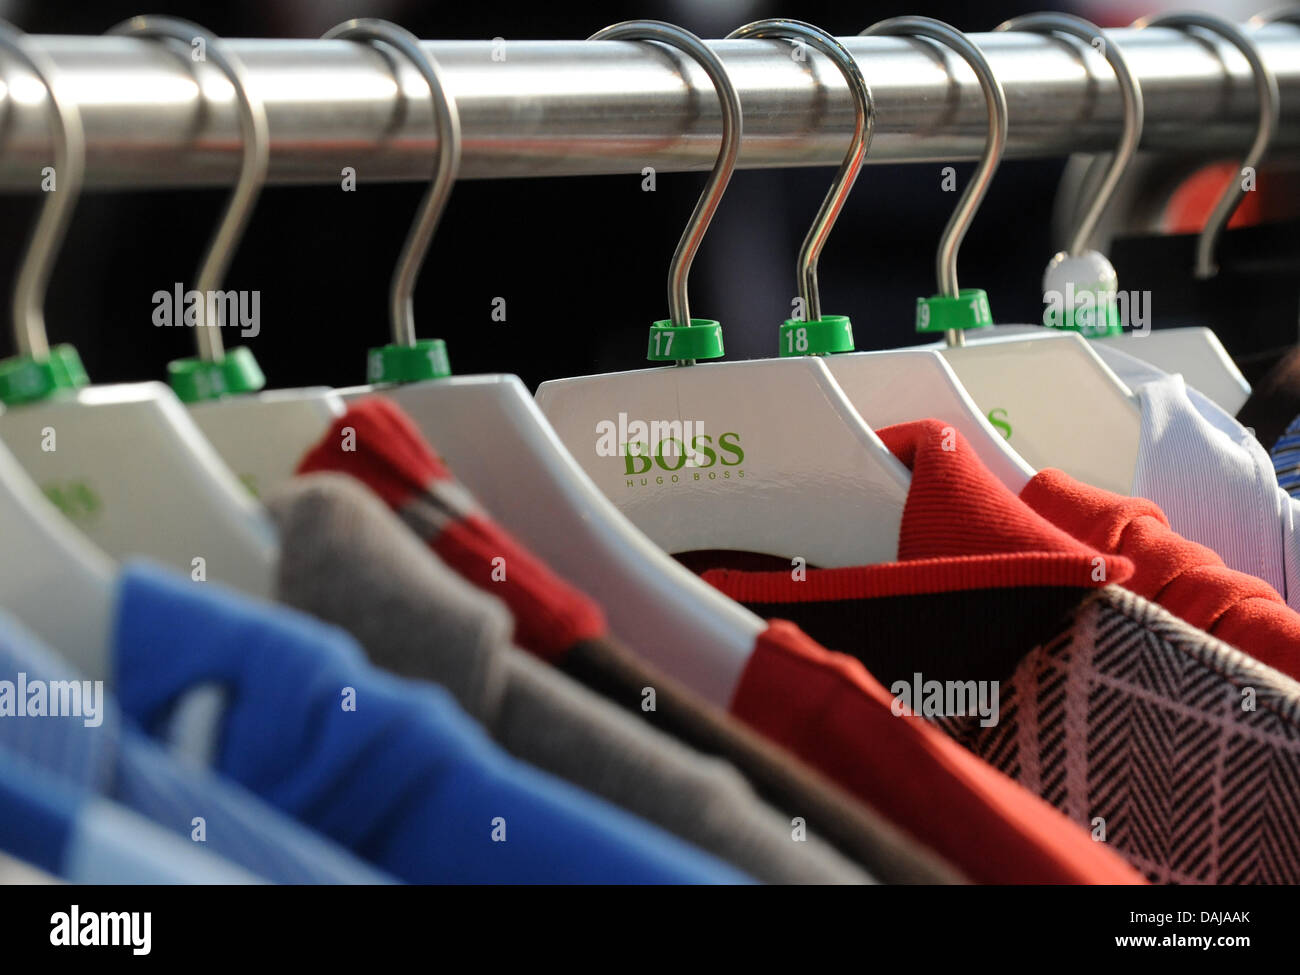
(319, 19, 764, 709)
(537, 20, 911, 569)
(0, 21, 115, 683)
(0, 22, 277, 597)
(1248, 5, 1300, 328)
(1133, 12, 1280, 283)
(861, 16, 1143, 496)
(0, 436, 115, 683)
(106, 16, 344, 499)
(0, 436, 114, 682)
(723, 18, 1035, 491)
(1082, 11, 1279, 414)
(999, 14, 1247, 417)
(993, 11, 1143, 342)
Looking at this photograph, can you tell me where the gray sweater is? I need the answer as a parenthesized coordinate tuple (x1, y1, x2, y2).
(267, 475, 875, 884)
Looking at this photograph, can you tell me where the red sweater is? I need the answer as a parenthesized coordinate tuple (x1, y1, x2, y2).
(1021, 469, 1300, 679)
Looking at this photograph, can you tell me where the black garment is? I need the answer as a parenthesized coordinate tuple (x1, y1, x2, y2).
(1237, 346, 1300, 452)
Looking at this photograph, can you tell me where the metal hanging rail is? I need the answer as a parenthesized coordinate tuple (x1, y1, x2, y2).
(0, 25, 1296, 188)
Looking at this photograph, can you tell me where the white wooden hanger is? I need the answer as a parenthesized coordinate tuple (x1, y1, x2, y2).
(827, 351, 1035, 491)
(721, 19, 1035, 492)
(324, 19, 768, 707)
(0, 19, 109, 684)
(864, 16, 1142, 496)
(0, 437, 113, 683)
(108, 17, 343, 498)
(1096, 328, 1249, 413)
(188, 388, 343, 498)
(0, 23, 277, 597)
(1070, 12, 1274, 415)
(537, 21, 910, 569)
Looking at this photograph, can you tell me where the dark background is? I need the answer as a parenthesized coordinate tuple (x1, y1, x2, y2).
(0, 0, 1295, 392)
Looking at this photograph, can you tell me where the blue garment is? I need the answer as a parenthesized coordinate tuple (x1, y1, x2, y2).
(113, 562, 751, 884)
(1271, 414, 1300, 498)
(0, 752, 261, 883)
(0, 613, 394, 884)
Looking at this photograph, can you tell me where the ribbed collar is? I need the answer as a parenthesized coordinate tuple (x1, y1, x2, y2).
(703, 419, 1133, 603)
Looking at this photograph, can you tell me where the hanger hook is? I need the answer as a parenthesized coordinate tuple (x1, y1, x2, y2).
(860, 16, 1006, 349)
(725, 19, 872, 324)
(589, 21, 742, 340)
(1134, 12, 1279, 279)
(1249, 6, 1300, 26)
(108, 17, 269, 363)
(995, 13, 1143, 257)
(0, 21, 85, 361)
(322, 19, 462, 350)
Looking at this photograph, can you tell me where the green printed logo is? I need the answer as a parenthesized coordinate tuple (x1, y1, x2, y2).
(597, 413, 747, 489)
(622, 432, 745, 488)
(622, 432, 744, 475)
(42, 479, 102, 522)
(987, 408, 1012, 441)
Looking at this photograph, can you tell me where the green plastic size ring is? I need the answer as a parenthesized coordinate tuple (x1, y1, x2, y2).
(0, 344, 89, 406)
(646, 319, 724, 362)
(366, 339, 452, 384)
(779, 315, 854, 356)
(915, 288, 993, 334)
(168, 347, 267, 403)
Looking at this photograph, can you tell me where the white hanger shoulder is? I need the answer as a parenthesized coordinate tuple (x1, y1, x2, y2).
(536, 356, 908, 566)
(1095, 328, 1250, 414)
(823, 348, 1035, 491)
(336, 373, 763, 707)
(0, 383, 277, 598)
(934, 329, 1141, 495)
(188, 387, 345, 498)
(0, 439, 114, 682)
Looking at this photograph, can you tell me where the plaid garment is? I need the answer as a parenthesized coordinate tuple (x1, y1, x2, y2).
(934, 585, 1300, 885)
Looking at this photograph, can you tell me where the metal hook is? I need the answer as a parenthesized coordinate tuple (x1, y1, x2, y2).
(859, 17, 1006, 348)
(1249, 6, 1300, 26)
(725, 19, 872, 324)
(1134, 11, 1279, 279)
(322, 19, 462, 350)
(589, 20, 742, 350)
(0, 21, 85, 361)
(995, 12, 1143, 257)
(108, 16, 269, 363)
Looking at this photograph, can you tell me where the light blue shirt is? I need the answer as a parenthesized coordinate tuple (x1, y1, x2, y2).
(0, 751, 262, 883)
(0, 612, 395, 884)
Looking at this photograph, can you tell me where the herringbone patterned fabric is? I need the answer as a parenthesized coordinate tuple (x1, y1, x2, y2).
(936, 586, 1300, 884)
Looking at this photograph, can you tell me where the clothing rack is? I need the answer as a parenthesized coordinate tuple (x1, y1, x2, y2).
(0, 25, 1296, 189)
